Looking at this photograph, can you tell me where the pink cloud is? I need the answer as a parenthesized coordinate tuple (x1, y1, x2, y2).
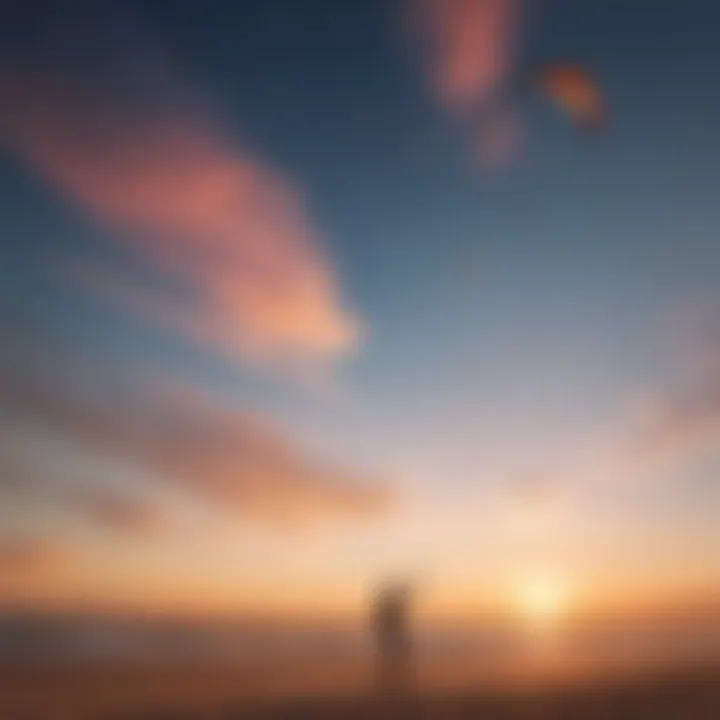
(412, 0, 524, 168)
(0, 451, 166, 536)
(501, 318, 720, 495)
(624, 366, 720, 475)
(414, 0, 520, 110)
(0, 67, 359, 366)
(0, 360, 394, 530)
(569, 322, 720, 486)
(73, 488, 168, 536)
(0, 539, 67, 579)
(476, 107, 524, 169)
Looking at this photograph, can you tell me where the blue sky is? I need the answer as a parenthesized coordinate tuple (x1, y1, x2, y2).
(0, 0, 719, 617)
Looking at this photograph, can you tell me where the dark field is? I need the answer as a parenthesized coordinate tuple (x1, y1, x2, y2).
(2, 660, 719, 719)
(235, 666, 720, 720)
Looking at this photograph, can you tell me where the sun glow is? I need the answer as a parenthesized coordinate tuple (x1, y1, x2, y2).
(516, 575, 568, 631)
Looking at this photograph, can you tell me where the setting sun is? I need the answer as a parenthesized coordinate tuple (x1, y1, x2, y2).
(516, 575, 569, 630)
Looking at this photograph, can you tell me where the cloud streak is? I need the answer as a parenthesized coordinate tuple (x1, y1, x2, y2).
(0, 539, 67, 579)
(0, 449, 166, 537)
(623, 362, 720, 477)
(411, 0, 524, 167)
(0, 9, 359, 366)
(0, 357, 393, 530)
(503, 321, 720, 503)
(569, 325, 720, 487)
(414, 0, 520, 110)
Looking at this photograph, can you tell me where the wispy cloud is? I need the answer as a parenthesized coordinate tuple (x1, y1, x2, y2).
(632, 302, 720, 470)
(0, 538, 67, 579)
(500, 317, 720, 503)
(413, 0, 520, 110)
(0, 7, 359, 367)
(623, 361, 720, 478)
(73, 488, 168, 536)
(411, 0, 524, 167)
(0, 449, 166, 537)
(0, 357, 394, 530)
(569, 321, 720, 487)
(475, 106, 524, 168)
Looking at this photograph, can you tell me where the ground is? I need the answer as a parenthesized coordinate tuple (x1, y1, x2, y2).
(2, 661, 719, 719)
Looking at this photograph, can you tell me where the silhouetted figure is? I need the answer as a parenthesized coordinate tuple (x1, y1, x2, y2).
(372, 582, 413, 697)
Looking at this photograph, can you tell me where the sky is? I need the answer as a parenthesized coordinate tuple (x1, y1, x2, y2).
(0, 0, 719, 622)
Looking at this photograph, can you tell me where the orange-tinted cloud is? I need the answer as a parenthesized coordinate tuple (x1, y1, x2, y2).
(0, 539, 67, 579)
(573, 323, 720, 485)
(412, 0, 523, 168)
(73, 488, 168, 536)
(500, 324, 720, 495)
(0, 448, 165, 536)
(0, 360, 393, 530)
(413, 0, 520, 111)
(625, 365, 720, 475)
(0, 39, 359, 366)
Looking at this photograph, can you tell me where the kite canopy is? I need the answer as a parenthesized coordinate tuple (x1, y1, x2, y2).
(536, 64, 607, 131)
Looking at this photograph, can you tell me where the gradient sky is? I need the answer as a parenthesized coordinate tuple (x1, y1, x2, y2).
(1, 0, 719, 620)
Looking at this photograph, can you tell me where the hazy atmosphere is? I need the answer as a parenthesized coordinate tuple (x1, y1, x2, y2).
(1, 0, 719, 717)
